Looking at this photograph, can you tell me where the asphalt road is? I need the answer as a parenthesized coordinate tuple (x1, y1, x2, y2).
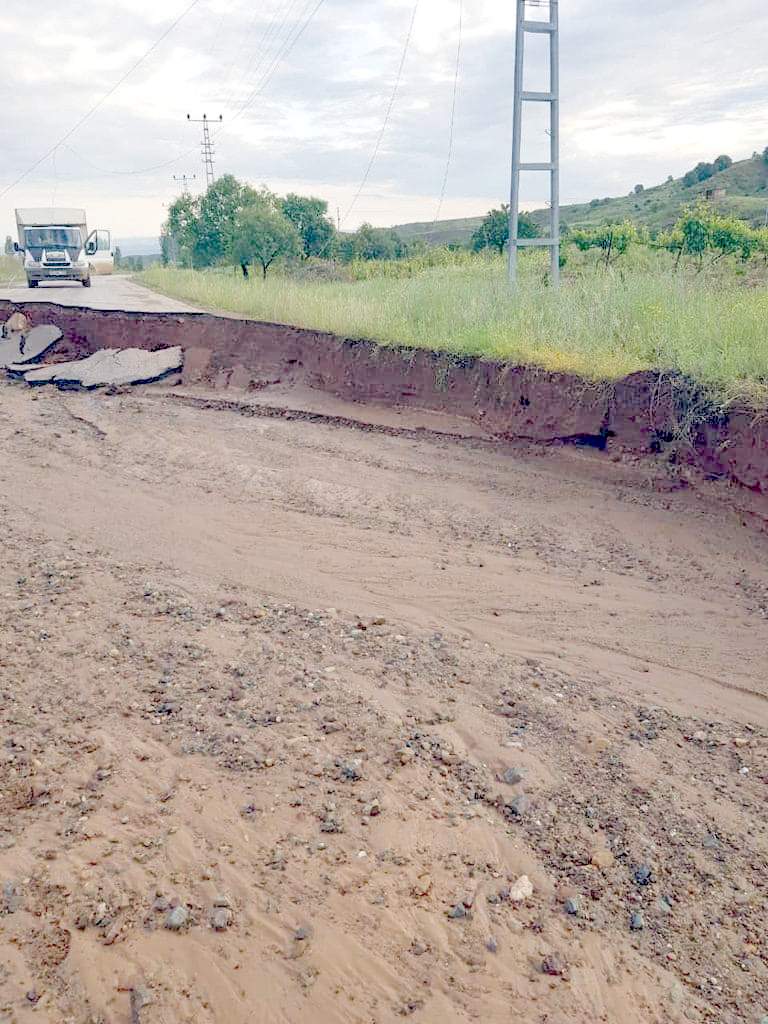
(0, 272, 198, 313)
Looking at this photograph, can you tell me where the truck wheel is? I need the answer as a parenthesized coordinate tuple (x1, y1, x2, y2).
(82, 277, 92, 288)
(27, 279, 38, 288)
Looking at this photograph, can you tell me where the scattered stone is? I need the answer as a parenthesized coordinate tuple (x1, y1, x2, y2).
(486, 936, 498, 954)
(164, 905, 189, 931)
(152, 896, 169, 912)
(1, 881, 21, 914)
(211, 906, 233, 931)
(541, 953, 567, 976)
(564, 897, 581, 916)
(447, 904, 468, 919)
(591, 849, 615, 870)
(506, 793, 530, 818)
(656, 896, 673, 915)
(501, 767, 524, 785)
(508, 875, 534, 902)
(703, 833, 721, 850)
(396, 747, 414, 765)
(630, 911, 645, 931)
(411, 874, 432, 897)
(634, 864, 653, 886)
(411, 941, 428, 956)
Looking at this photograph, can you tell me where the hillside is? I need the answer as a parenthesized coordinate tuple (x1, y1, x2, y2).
(394, 151, 768, 245)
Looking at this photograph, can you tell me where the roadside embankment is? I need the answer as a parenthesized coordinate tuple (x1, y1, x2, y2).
(1, 299, 766, 498)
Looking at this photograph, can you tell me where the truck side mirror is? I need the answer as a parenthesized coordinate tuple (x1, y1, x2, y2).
(85, 241, 96, 255)
(13, 242, 21, 253)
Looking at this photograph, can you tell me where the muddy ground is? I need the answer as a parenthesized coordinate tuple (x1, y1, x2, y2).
(1, 382, 767, 1024)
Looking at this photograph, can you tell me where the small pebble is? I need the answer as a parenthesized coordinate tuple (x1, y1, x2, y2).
(447, 904, 467, 919)
(164, 905, 189, 931)
(541, 953, 566, 976)
(634, 864, 653, 886)
(564, 897, 580, 916)
(630, 911, 644, 931)
(502, 767, 524, 785)
(211, 907, 232, 931)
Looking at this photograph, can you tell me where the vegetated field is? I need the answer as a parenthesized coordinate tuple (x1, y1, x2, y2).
(141, 249, 768, 411)
(0, 254, 24, 284)
(395, 151, 768, 244)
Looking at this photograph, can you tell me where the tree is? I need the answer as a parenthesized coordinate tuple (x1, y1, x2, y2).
(195, 175, 262, 266)
(337, 224, 410, 262)
(471, 205, 537, 255)
(763, 146, 768, 164)
(281, 194, 336, 259)
(712, 154, 733, 173)
(4, 235, 14, 255)
(633, 184, 644, 194)
(570, 221, 639, 266)
(230, 203, 300, 278)
(682, 161, 715, 188)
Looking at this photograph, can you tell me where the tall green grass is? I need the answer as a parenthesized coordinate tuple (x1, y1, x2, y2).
(140, 252, 768, 410)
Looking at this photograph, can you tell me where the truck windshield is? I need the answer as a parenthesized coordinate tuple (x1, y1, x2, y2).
(24, 228, 82, 249)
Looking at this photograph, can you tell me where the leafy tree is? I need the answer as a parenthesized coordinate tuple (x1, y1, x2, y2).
(570, 221, 639, 266)
(682, 162, 715, 188)
(230, 203, 300, 279)
(164, 192, 200, 267)
(281, 194, 336, 259)
(763, 146, 768, 164)
(4, 235, 14, 255)
(337, 224, 410, 262)
(633, 184, 644, 194)
(195, 175, 262, 266)
(712, 154, 733, 173)
(471, 205, 537, 255)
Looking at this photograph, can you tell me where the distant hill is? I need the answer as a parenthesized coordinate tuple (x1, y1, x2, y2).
(394, 151, 768, 245)
(115, 236, 162, 257)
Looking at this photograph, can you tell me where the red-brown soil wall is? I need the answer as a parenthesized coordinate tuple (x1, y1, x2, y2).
(2, 300, 766, 497)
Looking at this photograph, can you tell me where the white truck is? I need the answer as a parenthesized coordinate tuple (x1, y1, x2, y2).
(14, 208, 114, 288)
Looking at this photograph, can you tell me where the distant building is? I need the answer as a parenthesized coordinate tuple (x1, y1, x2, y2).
(703, 186, 727, 202)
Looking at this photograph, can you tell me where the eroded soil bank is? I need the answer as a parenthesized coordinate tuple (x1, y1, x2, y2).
(1, 299, 766, 497)
(1, 383, 767, 1024)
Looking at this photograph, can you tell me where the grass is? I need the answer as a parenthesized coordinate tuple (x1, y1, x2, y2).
(0, 254, 24, 285)
(139, 250, 768, 411)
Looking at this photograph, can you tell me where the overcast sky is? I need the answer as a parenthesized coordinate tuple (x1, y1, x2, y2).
(1, 0, 767, 245)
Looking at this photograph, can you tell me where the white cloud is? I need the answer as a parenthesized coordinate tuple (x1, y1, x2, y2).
(1, 0, 767, 241)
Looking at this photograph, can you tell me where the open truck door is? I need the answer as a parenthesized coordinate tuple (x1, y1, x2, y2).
(85, 229, 114, 275)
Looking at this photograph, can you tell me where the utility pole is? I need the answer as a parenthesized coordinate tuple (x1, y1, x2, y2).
(508, 0, 560, 286)
(186, 114, 222, 189)
(172, 173, 197, 195)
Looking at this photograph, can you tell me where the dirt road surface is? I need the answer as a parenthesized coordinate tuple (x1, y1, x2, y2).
(1, 382, 766, 1024)
(0, 275, 197, 313)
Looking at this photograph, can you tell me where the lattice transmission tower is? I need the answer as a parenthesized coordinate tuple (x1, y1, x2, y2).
(186, 114, 222, 188)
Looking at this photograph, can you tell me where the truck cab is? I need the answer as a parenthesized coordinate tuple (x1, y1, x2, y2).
(14, 208, 114, 288)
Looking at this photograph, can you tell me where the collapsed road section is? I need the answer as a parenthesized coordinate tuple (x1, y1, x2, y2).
(0, 310, 182, 390)
(0, 299, 766, 499)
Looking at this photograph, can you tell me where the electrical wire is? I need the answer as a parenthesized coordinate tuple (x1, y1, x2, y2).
(223, 0, 327, 130)
(0, 0, 204, 200)
(434, 0, 462, 223)
(342, 0, 420, 227)
(221, 0, 301, 112)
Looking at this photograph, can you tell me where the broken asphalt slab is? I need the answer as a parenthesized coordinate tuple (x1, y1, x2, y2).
(0, 324, 62, 368)
(17, 346, 183, 389)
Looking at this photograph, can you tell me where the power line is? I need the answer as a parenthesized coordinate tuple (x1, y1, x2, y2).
(342, 0, 421, 227)
(434, 0, 463, 223)
(224, 0, 327, 130)
(220, 0, 301, 113)
(0, 0, 203, 200)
